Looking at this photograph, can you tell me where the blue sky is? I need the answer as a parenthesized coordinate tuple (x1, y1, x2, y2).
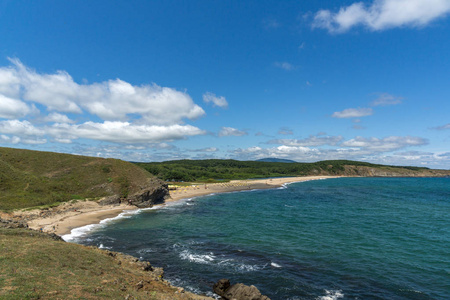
(1, 0, 450, 168)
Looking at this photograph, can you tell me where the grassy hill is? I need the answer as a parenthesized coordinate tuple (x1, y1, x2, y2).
(0, 227, 212, 299)
(0, 147, 156, 211)
(135, 159, 450, 182)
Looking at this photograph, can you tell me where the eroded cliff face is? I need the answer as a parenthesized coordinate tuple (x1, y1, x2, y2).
(128, 178, 170, 208)
(99, 177, 170, 208)
(342, 165, 450, 177)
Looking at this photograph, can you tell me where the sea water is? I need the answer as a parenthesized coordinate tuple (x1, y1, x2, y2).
(65, 177, 450, 299)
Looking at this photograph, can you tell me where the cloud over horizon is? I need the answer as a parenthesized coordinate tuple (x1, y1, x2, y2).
(231, 135, 432, 166)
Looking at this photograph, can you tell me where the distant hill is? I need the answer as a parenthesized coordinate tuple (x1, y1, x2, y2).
(0, 147, 164, 211)
(136, 159, 450, 182)
(256, 158, 297, 163)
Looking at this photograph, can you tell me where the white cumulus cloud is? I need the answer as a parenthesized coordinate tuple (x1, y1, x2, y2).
(340, 136, 428, 152)
(371, 93, 403, 106)
(0, 134, 20, 144)
(312, 0, 450, 33)
(44, 112, 74, 124)
(269, 135, 344, 147)
(0, 95, 31, 119)
(0, 59, 208, 147)
(0, 58, 205, 125)
(0, 120, 45, 136)
(203, 92, 228, 108)
(218, 127, 248, 137)
(332, 107, 373, 118)
(49, 121, 206, 144)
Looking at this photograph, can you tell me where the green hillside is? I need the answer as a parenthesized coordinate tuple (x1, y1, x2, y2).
(135, 159, 448, 182)
(0, 147, 155, 211)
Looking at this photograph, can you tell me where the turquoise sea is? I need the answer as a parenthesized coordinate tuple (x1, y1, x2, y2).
(65, 178, 450, 299)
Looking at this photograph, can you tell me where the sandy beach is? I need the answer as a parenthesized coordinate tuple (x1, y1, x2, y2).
(19, 176, 338, 236)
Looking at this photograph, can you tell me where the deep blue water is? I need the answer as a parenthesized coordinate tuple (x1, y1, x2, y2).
(67, 177, 450, 299)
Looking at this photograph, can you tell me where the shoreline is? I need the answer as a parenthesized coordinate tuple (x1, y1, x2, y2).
(18, 176, 340, 237)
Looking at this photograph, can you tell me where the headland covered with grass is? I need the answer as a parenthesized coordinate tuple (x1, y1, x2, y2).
(1, 146, 450, 299)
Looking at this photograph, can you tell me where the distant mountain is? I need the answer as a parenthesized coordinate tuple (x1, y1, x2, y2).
(256, 158, 297, 163)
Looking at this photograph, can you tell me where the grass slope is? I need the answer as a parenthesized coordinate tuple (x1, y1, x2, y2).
(0, 147, 154, 211)
(0, 228, 210, 299)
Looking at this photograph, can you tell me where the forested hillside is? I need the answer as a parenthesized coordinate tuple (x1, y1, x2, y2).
(135, 159, 449, 182)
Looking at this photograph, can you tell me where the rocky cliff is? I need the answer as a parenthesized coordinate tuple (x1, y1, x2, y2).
(99, 177, 170, 208)
(341, 165, 450, 177)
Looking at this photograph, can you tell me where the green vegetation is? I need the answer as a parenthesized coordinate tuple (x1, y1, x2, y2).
(135, 159, 432, 182)
(0, 228, 203, 299)
(0, 147, 155, 211)
(1, 146, 445, 211)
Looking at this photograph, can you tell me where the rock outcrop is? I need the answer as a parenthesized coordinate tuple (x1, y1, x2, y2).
(98, 178, 170, 208)
(128, 179, 169, 208)
(0, 216, 28, 229)
(0, 218, 64, 241)
(213, 279, 271, 300)
(101, 249, 165, 278)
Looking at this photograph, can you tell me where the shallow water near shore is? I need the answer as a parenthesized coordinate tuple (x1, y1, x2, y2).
(69, 177, 450, 299)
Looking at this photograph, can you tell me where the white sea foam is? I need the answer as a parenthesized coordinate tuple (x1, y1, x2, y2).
(162, 197, 196, 209)
(62, 208, 144, 242)
(61, 202, 177, 242)
(61, 223, 99, 242)
(317, 290, 344, 300)
(271, 262, 282, 268)
(178, 248, 265, 272)
(137, 248, 157, 254)
(98, 243, 112, 250)
(180, 250, 216, 264)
